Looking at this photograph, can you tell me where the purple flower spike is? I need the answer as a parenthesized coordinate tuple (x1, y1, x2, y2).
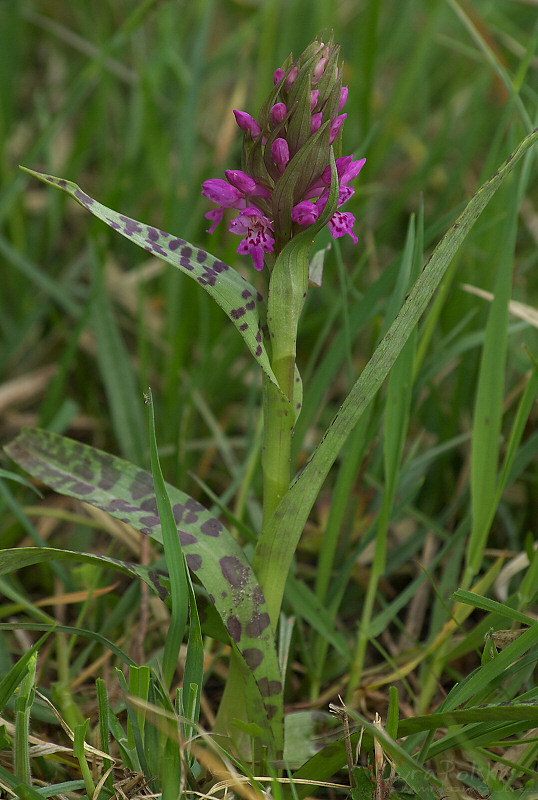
(202, 37, 366, 273)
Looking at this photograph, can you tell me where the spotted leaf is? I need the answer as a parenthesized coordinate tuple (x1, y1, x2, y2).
(20, 168, 279, 391)
(5, 427, 283, 756)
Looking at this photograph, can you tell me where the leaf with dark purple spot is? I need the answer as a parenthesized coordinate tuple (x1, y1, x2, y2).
(20, 168, 279, 392)
(5, 427, 283, 755)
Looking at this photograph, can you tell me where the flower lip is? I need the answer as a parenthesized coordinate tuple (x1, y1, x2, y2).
(229, 206, 275, 271)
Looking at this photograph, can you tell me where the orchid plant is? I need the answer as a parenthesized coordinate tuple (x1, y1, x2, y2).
(5, 33, 538, 788)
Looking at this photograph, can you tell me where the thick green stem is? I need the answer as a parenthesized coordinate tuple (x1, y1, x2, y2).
(253, 248, 308, 625)
(261, 372, 294, 527)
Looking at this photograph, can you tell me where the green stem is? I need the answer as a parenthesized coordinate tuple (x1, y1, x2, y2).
(253, 246, 307, 626)
(261, 374, 294, 527)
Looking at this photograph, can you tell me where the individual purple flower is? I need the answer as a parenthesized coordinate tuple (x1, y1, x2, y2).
(291, 201, 320, 227)
(229, 207, 275, 272)
(201, 178, 246, 233)
(328, 209, 358, 244)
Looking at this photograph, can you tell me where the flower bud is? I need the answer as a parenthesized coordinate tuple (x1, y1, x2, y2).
(312, 57, 327, 84)
(270, 102, 287, 126)
(271, 138, 290, 172)
(329, 114, 346, 144)
(233, 110, 261, 139)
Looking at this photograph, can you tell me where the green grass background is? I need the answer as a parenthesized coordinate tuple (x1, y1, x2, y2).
(1, 0, 538, 795)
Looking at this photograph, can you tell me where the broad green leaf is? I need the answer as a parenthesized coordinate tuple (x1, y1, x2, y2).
(20, 167, 279, 391)
(253, 126, 538, 626)
(4, 427, 283, 755)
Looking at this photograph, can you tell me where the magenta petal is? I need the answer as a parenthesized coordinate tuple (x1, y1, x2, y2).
(270, 102, 287, 125)
(201, 178, 243, 207)
(328, 210, 358, 244)
(224, 170, 257, 194)
(204, 207, 224, 234)
(285, 66, 298, 90)
(291, 201, 320, 226)
(311, 112, 323, 134)
(312, 57, 327, 84)
(271, 138, 289, 169)
(340, 157, 366, 185)
(273, 67, 285, 85)
(329, 114, 347, 144)
(233, 110, 261, 139)
(231, 207, 274, 271)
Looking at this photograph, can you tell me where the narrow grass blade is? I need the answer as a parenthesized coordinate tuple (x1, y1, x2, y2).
(0, 622, 135, 669)
(467, 174, 519, 586)
(0, 633, 50, 712)
(72, 719, 96, 799)
(451, 589, 536, 626)
(90, 262, 146, 464)
(116, 668, 152, 779)
(96, 678, 114, 792)
(146, 388, 189, 687)
(14, 652, 36, 785)
(182, 574, 204, 739)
